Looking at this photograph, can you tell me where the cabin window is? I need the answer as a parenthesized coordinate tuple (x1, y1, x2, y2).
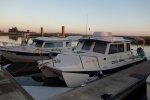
(93, 42, 107, 54)
(31, 41, 36, 46)
(66, 42, 71, 47)
(35, 41, 43, 47)
(109, 43, 124, 54)
(82, 41, 92, 50)
(118, 44, 124, 52)
(44, 42, 63, 48)
(127, 43, 130, 51)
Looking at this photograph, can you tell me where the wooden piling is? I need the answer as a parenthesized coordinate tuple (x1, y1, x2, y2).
(62, 26, 65, 37)
(41, 27, 44, 37)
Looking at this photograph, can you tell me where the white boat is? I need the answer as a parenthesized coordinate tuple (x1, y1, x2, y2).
(38, 32, 147, 87)
(0, 37, 74, 62)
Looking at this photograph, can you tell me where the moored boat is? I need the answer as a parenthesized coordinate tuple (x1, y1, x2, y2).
(0, 37, 74, 62)
(38, 32, 147, 87)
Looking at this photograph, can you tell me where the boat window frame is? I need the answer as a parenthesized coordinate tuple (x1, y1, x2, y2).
(126, 43, 130, 51)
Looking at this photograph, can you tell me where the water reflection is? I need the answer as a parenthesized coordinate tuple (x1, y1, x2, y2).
(5, 62, 67, 87)
(9, 36, 19, 41)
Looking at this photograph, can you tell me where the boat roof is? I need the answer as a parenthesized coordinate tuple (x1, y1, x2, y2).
(121, 36, 145, 43)
(66, 36, 83, 41)
(79, 36, 131, 43)
(32, 37, 71, 42)
(79, 32, 145, 43)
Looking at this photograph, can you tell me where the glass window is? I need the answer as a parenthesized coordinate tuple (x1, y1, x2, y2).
(66, 42, 71, 47)
(109, 44, 118, 54)
(109, 43, 124, 54)
(44, 42, 63, 48)
(31, 41, 36, 46)
(35, 41, 43, 47)
(82, 41, 92, 50)
(93, 42, 107, 54)
(127, 43, 130, 51)
(118, 44, 124, 52)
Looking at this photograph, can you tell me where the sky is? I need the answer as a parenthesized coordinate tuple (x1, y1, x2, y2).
(0, 0, 150, 36)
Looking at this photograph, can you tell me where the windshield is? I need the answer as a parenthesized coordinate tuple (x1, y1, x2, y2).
(93, 42, 107, 54)
(35, 41, 44, 47)
(82, 41, 93, 50)
(44, 42, 63, 48)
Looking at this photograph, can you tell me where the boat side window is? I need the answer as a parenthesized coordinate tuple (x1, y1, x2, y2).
(35, 41, 43, 47)
(82, 41, 92, 50)
(127, 43, 130, 51)
(93, 42, 107, 54)
(66, 42, 71, 47)
(44, 42, 63, 48)
(118, 44, 124, 52)
(31, 41, 36, 46)
(109, 43, 124, 54)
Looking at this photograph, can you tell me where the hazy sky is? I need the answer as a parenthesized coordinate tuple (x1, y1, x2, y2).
(0, 0, 150, 36)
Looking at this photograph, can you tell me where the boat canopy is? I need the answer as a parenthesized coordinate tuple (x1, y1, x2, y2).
(121, 36, 145, 43)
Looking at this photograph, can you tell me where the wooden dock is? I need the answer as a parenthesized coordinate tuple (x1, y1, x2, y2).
(51, 60, 150, 100)
(0, 64, 34, 100)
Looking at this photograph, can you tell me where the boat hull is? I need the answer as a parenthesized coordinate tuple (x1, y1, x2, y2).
(42, 58, 146, 87)
(0, 50, 58, 62)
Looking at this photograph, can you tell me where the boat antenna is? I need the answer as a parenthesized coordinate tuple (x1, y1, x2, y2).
(86, 14, 88, 34)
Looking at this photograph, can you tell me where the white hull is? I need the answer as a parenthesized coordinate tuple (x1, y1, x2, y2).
(0, 50, 54, 62)
(43, 57, 145, 87)
(61, 72, 98, 87)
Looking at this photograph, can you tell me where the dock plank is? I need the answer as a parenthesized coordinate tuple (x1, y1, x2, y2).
(0, 69, 34, 100)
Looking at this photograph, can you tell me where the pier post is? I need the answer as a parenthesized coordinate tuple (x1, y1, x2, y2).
(41, 27, 44, 37)
(62, 26, 65, 37)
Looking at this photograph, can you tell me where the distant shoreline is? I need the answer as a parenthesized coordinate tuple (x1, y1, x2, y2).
(0, 32, 150, 44)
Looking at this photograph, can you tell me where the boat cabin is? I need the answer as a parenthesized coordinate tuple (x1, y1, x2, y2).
(75, 32, 132, 55)
(30, 37, 73, 52)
